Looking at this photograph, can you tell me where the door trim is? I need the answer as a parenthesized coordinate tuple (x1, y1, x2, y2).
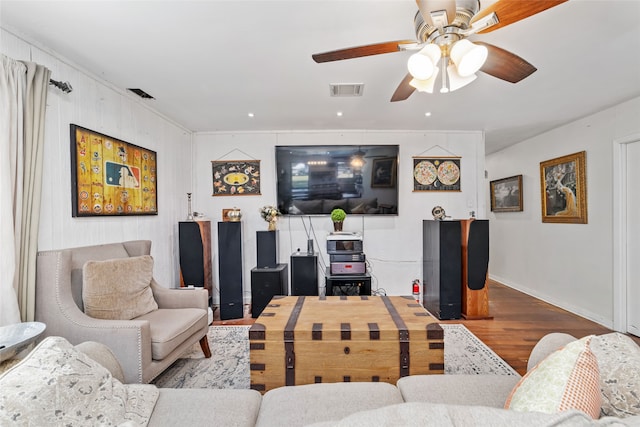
(613, 133, 640, 332)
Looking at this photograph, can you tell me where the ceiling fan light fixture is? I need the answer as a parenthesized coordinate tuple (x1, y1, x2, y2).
(447, 64, 477, 91)
(407, 44, 441, 80)
(409, 67, 440, 93)
(450, 39, 488, 77)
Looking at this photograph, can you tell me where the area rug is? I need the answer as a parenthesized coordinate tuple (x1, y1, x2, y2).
(152, 324, 517, 389)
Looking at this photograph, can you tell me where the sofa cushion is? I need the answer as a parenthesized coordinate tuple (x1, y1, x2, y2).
(322, 199, 348, 214)
(590, 332, 640, 418)
(0, 336, 158, 426)
(148, 388, 262, 427)
(135, 307, 207, 360)
(505, 336, 601, 419)
(307, 402, 636, 427)
(255, 382, 403, 427)
(82, 255, 158, 320)
(292, 199, 323, 214)
(397, 374, 520, 408)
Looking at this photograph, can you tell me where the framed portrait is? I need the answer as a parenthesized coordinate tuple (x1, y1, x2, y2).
(70, 124, 157, 217)
(490, 175, 523, 212)
(371, 157, 397, 188)
(540, 151, 587, 224)
(413, 156, 461, 191)
(212, 160, 261, 196)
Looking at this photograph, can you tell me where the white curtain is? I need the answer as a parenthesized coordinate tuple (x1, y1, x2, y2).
(0, 54, 50, 326)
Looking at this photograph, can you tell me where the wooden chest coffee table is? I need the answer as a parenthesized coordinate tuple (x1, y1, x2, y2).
(249, 295, 444, 392)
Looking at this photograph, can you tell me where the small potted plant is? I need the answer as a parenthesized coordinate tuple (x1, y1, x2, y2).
(330, 208, 346, 232)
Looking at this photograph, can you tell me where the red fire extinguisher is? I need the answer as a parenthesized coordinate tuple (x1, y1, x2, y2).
(412, 279, 420, 305)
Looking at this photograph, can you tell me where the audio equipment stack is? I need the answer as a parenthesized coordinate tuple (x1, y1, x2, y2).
(325, 232, 371, 296)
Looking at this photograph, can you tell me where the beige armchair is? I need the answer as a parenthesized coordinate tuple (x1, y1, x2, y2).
(35, 240, 211, 383)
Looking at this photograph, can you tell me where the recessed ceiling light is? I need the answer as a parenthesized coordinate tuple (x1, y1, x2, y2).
(425, 112, 432, 117)
(248, 112, 254, 118)
(336, 111, 343, 117)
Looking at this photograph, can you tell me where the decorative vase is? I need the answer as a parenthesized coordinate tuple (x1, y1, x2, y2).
(268, 220, 277, 231)
(227, 208, 242, 222)
(333, 221, 343, 232)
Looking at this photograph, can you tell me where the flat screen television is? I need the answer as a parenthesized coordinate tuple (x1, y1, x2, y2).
(275, 145, 399, 216)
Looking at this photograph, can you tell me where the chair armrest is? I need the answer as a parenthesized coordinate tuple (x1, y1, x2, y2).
(151, 279, 208, 310)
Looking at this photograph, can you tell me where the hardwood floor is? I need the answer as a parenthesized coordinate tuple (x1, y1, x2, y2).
(213, 280, 637, 375)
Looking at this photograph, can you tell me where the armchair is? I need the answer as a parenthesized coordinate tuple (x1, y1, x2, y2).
(35, 240, 211, 383)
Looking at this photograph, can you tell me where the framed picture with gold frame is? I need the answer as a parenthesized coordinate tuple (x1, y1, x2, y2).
(70, 124, 157, 217)
(540, 151, 587, 224)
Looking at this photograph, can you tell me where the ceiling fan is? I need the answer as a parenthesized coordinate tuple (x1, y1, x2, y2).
(312, 0, 568, 101)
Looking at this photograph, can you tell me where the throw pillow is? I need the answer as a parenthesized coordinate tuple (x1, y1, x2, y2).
(83, 255, 158, 320)
(590, 332, 640, 418)
(505, 336, 601, 419)
(0, 336, 158, 426)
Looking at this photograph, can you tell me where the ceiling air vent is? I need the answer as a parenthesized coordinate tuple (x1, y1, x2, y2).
(127, 88, 155, 99)
(329, 83, 364, 97)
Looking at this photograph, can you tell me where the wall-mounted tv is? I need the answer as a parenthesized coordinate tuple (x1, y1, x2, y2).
(276, 145, 399, 216)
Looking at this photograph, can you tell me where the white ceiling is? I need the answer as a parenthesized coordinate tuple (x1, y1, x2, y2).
(2, 0, 640, 154)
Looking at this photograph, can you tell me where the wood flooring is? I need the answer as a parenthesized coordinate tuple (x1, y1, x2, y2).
(212, 280, 637, 375)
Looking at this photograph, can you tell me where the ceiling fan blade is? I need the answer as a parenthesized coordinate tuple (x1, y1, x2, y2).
(390, 73, 416, 102)
(312, 40, 416, 63)
(477, 42, 537, 83)
(416, 0, 456, 26)
(471, 0, 568, 34)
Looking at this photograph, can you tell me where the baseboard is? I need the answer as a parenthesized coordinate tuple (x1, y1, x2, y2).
(489, 274, 614, 330)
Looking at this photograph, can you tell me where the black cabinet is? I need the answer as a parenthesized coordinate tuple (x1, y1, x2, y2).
(218, 221, 244, 320)
(290, 253, 318, 296)
(251, 264, 288, 318)
(422, 220, 462, 320)
(325, 268, 371, 296)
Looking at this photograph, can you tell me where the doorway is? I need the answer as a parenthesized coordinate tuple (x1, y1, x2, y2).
(613, 134, 640, 337)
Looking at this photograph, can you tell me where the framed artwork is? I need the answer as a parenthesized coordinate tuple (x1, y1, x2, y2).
(371, 157, 397, 188)
(490, 175, 523, 212)
(212, 160, 261, 196)
(540, 151, 587, 224)
(70, 124, 157, 217)
(412, 156, 461, 191)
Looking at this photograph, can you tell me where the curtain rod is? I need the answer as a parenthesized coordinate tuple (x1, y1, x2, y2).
(49, 79, 73, 93)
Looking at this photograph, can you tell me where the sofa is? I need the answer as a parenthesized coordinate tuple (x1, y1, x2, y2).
(34, 240, 211, 384)
(1, 332, 639, 426)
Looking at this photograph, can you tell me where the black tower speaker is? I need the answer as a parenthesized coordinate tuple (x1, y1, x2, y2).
(467, 220, 489, 290)
(290, 253, 318, 296)
(422, 220, 462, 320)
(179, 222, 204, 286)
(256, 231, 278, 268)
(218, 221, 244, 320)
(251, 264, 288, 317)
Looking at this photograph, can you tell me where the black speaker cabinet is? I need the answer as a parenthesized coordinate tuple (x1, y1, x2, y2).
(251, 264, 288, 318)
(256, 231, 278, 268)
(422, 220, 462, 320)
(290, 253, 318, 296)
(178, 220, 212, 302)
(218, 221, 244, 320)
(461, 219, 491, 319)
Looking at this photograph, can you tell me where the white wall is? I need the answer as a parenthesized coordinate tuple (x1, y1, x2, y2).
(1, 28, 193, 287)
(486, 96, 640, 328)
(194, 130, 485, 304)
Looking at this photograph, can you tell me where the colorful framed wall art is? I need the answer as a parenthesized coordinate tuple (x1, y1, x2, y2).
(413, 156, 461, 192)
(70, 124, 157, 217)
(540, 151, 587, 224)
(212, 160, 261, 196)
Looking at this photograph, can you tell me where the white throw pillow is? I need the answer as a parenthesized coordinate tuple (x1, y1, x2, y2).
(505, 336, 601, 419)
(0, 336, 158, 426)
(83, 255, 158, 320)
